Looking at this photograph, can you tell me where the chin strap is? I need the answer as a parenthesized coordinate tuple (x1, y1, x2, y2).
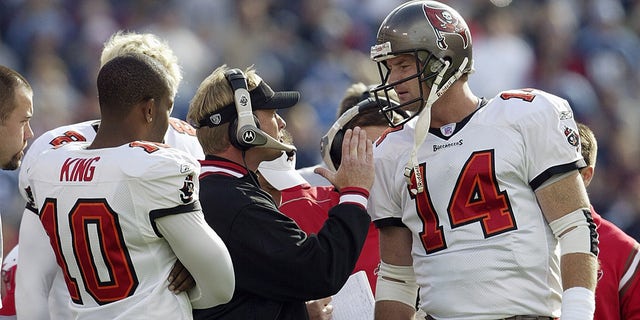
(404, 57, 469, 195)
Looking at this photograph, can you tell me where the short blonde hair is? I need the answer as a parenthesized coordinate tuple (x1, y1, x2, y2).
(577, 122, 598, 168)
(187, 65, 260, 154)
(100, 31, 182, 99)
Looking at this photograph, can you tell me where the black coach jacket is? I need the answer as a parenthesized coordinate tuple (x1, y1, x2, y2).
(193, 156, 370, 320)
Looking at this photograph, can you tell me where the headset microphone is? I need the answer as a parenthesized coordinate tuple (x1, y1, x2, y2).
(259, 134, 296, 156)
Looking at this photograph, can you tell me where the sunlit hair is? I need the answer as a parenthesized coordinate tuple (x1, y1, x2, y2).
(187, 65, 260, 154)
(100, 31, 182, 99)
(577, 123, 597, 168)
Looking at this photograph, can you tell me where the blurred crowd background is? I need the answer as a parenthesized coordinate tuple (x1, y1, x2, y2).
(1, 0, 639, 255)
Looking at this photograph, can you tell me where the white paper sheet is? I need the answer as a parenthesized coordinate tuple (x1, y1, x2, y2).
(331, 271, 375, 320)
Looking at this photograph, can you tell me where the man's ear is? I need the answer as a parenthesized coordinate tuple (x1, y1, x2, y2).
(581, 165, 595, 187)
(142, 98, 155, 123)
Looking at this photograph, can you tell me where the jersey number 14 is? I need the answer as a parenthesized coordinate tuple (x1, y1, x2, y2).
(411, 150, 517, 254)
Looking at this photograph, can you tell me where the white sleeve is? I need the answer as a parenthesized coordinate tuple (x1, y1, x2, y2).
(369, 146, 405, 222)
(518, 92, 583, 184)
(15, 210, 57, 320)
(164, 118, 205, 160)
(155, 210, 235, 309)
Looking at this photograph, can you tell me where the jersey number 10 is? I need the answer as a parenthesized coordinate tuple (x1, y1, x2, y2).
(39, 198, 139, 305)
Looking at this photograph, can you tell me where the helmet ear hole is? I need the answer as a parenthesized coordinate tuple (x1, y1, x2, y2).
(428, 56, 451, 73)
(429, 59, 444, 73)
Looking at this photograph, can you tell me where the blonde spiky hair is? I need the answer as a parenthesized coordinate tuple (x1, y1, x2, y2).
(100, 31, 182, 98)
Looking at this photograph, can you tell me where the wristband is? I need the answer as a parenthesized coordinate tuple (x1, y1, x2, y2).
(560, 287, 595, 320)
(339, 187, 369, 209)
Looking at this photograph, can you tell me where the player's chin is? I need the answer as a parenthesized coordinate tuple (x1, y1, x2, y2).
(1, 153, 22, 170)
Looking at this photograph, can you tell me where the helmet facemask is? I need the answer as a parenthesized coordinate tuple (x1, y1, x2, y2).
(371, 48, 448, 127)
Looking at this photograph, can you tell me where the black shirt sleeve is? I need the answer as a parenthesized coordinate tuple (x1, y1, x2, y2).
(228, 199, 370, 301)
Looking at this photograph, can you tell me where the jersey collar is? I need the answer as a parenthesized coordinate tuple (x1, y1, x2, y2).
(199, 155, 250, 178)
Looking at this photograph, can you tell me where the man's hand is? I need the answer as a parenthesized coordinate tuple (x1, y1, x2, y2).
(167, 259, 195, 294)
(315, 127, 374, 191)
(306, 296, 333, 320)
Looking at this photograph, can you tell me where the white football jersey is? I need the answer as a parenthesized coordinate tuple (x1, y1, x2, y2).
(370, 89, 584, 319)
(16, 118, 203, 319)
(25, 141, 200, 319)
(19, 118, 203, 202)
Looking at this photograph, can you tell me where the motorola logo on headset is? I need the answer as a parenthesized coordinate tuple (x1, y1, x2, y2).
(242, 130, 257, 144)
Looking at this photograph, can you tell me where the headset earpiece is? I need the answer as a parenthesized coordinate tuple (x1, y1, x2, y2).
(228, 114, 261, 150)
(225, 68, 268, 150)
(223, 68, 297, 155)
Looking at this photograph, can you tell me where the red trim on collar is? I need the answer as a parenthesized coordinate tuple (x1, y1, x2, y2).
(199, 158, 249, 176)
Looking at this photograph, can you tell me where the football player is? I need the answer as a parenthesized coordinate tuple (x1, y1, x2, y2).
(0, 65, 34, 317)
(18, 53, 234, 319)
(186, 65, 374, 320)
(12, 31, 216, 319)
(368, 1, 598, 319)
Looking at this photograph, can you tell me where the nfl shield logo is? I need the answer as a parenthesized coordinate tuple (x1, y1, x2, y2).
(441, 123, 455, 136)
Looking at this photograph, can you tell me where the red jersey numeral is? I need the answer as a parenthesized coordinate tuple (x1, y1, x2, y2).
(39, 198, 138, 305)
(411, 164, 447, 253)
(499, 88, 536, 102)
(376, 125, 403, 146)
(169, 118, 197, 136)
(129, 141, 163, 153)
(412, 150, 516, 254)
(448, 151, 516, 234)
(49, 131, 87, 147)
(40, 199, 83, 304)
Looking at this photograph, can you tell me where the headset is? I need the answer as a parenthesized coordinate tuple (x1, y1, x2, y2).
(197, 68, 296, 155)
(320, 96, 404, 172)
